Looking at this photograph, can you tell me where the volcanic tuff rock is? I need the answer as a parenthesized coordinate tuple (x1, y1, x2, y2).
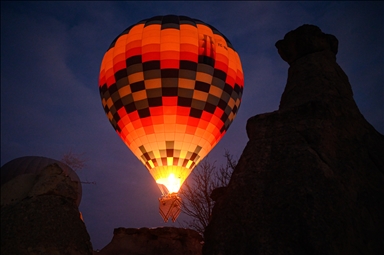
(1, 156, 83, 206)
(1, 163, 93, 255)
(203, 24, 384, 255)
(95, 227, 203, 255)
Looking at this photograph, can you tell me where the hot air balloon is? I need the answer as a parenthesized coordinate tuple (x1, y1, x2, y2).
(99, 15, 244, 222)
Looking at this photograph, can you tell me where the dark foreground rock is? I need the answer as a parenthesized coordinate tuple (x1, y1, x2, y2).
(96, 227, 203, 255)
(203, 24, 384, 255)
(1, 163, 93, 255)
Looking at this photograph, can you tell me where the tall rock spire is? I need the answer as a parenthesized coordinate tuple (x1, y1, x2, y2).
(203, 24, 384, 255)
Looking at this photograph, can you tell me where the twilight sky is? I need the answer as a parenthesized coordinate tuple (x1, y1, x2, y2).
(1, 1, 383, 250)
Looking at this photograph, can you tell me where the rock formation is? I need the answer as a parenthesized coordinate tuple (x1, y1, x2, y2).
(1, 156, 83, 206)
(203, 24, 384, 255)
(95, 227, 203, 255)
(1, 163, 93, 255)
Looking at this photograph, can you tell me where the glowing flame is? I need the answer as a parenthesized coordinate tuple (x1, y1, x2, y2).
(156, 173, 181, 194)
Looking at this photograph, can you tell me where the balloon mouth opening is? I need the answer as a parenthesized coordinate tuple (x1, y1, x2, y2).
(156, 173, 181, 195)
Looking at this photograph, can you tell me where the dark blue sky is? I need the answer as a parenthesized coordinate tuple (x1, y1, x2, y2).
(1, 1, 383, 250)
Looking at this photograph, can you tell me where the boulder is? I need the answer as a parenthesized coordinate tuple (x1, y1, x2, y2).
(96, 227, 203, 255)
(275, 24, 338, 65)
(203, 24, 384, 255)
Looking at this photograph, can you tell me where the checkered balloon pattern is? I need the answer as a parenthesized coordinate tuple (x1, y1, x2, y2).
(99, 15, 244, 191)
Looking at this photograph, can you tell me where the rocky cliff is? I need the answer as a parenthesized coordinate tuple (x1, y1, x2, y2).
(203, 24, 384, 255)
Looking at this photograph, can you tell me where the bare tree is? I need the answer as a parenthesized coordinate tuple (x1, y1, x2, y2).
(61, 150, 86, 171)
(179, 150, 237, 235)
(214, 150, 236, 188)
(61, 151, 95, 185)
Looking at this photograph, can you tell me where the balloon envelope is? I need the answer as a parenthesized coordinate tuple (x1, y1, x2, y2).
(99, 15, 244, 194)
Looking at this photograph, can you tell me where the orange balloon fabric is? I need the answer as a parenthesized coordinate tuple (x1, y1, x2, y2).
(99, 15, 244, 193)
